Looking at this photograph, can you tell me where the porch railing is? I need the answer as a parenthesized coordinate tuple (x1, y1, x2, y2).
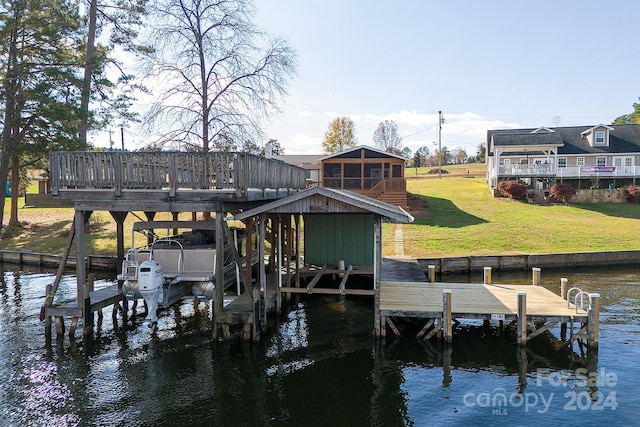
(323, 176, 406, 198)
(497, 164, 640, 178)
(50, 151, 307, 198)
(498, 164, 554, 175)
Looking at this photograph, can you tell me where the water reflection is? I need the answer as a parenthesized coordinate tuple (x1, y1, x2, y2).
(0, 264, 638, 425)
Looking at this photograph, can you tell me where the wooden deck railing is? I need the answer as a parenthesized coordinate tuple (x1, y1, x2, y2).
(50, 151, 307, 197)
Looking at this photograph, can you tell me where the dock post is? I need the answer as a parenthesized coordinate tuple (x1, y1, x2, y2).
(560, 278, 568, 299)
(44, 285, 52, 335)
(560, 278, 569, 340)
(588, 293, 600, 348)
(443, 289, 452, 343)
(374, 288, 381, 337)
(532, 267, 541, 286)
(517, 292, 527, 345)
(483, 266, 492, 285)
(428, 265, 436, 283)
(82, 274, 95, 337)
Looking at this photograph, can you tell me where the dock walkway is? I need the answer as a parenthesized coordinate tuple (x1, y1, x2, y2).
(376, 265, 600, 349)
(379, 282, 586, 320)
(381, 257, 427, 282)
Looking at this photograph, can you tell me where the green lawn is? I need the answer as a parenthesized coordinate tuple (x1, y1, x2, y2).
(384, 176, 640, 257)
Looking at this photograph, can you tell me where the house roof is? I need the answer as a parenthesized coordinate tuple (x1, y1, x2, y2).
(273, 154, 322, 169)
(487, 124, 640, 156)
(319, 145, 408, 161)
(491, 132, 564, 150)
(233, 186, 414, 223)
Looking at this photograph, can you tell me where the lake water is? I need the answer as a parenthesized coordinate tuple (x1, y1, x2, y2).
(0, 263, 638, 426)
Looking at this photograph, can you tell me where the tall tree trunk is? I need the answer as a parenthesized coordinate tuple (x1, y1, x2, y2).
(8, 159, 20, 227)
(79, 0, 98, 148)
(0, 22, 20, 230)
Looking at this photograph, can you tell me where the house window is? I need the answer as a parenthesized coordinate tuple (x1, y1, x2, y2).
(596, 157, 607, 167)
(558, 158, 567, 168)
(576, 157, 585, 167)
(595, 131, 605, 144)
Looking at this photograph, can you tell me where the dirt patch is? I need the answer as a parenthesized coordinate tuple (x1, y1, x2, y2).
(407, 194, 428, 214)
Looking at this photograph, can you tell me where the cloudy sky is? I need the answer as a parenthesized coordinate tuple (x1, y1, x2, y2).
(251, 0, 640, 156)
(92, 1, 640, 157)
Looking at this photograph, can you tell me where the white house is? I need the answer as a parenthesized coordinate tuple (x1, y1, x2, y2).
(486, 124, 640, 192)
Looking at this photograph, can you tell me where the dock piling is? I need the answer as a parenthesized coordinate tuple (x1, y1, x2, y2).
(428, 264, 436, 283)
(532, 267, 541, 286)
(588, 293, 600, 348)
(517, 291, 527, 345)
(483, 266, 492, 285)
(561, 278, 568, 299)
(443, 289, 452, 343)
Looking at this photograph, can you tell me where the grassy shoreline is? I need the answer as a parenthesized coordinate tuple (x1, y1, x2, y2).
(3, 164, 640, 258)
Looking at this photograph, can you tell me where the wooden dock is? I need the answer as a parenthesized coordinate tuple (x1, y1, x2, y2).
(381, 257, 427, 282)
(376, 269, 600, 349)
(45, 283, 124, 336)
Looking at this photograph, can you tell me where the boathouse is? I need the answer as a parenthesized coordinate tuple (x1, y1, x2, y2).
(225, 186, 414, 340)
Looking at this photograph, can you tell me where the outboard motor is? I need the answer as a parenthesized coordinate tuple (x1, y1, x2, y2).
(137, 260, 164, 330)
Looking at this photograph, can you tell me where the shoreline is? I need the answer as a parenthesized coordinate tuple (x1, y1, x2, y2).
(2, 248, 639, 275)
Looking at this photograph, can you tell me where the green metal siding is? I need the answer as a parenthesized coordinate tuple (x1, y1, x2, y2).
(304, 214, 374, 265)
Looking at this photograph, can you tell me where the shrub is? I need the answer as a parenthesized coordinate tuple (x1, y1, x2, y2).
(497, 180, 528, 200)
(625, 185, 640, 203)
(550, 183, 576, 202)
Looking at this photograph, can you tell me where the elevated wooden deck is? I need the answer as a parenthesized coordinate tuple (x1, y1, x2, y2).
(49, 151, 308, 210)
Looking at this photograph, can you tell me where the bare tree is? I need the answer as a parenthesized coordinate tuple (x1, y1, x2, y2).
(372, 120, 403, 155)
(142, 0, 296, 152)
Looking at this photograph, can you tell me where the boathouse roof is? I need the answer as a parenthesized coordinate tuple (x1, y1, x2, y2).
(233, 186, 414, 223)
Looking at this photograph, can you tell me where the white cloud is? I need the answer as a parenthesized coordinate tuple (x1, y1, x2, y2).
(283, 133, 323, 154)
(297, 110, 313, 117)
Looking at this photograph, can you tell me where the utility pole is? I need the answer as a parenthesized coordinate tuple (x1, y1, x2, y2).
(438, 110, 443, 179)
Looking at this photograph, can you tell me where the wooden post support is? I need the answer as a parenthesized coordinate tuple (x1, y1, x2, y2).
(483, 266, 492, 285)
(213, 210, 225, 338)
(83, 274, 95, 336)
(276, 220, 282, 314)
(560, 278, 568, 299)
(295, 214, 301, 289)
(517, 292, 527, 345)
(44, 285, 52, 334)
(588, 293, 600, 348)
(374, 288, 381, 337)
(428, 264, 436, 283)
(442, 289, 452, 343)
(532, 267, 541, 286)
(259, 215, 267, 335)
